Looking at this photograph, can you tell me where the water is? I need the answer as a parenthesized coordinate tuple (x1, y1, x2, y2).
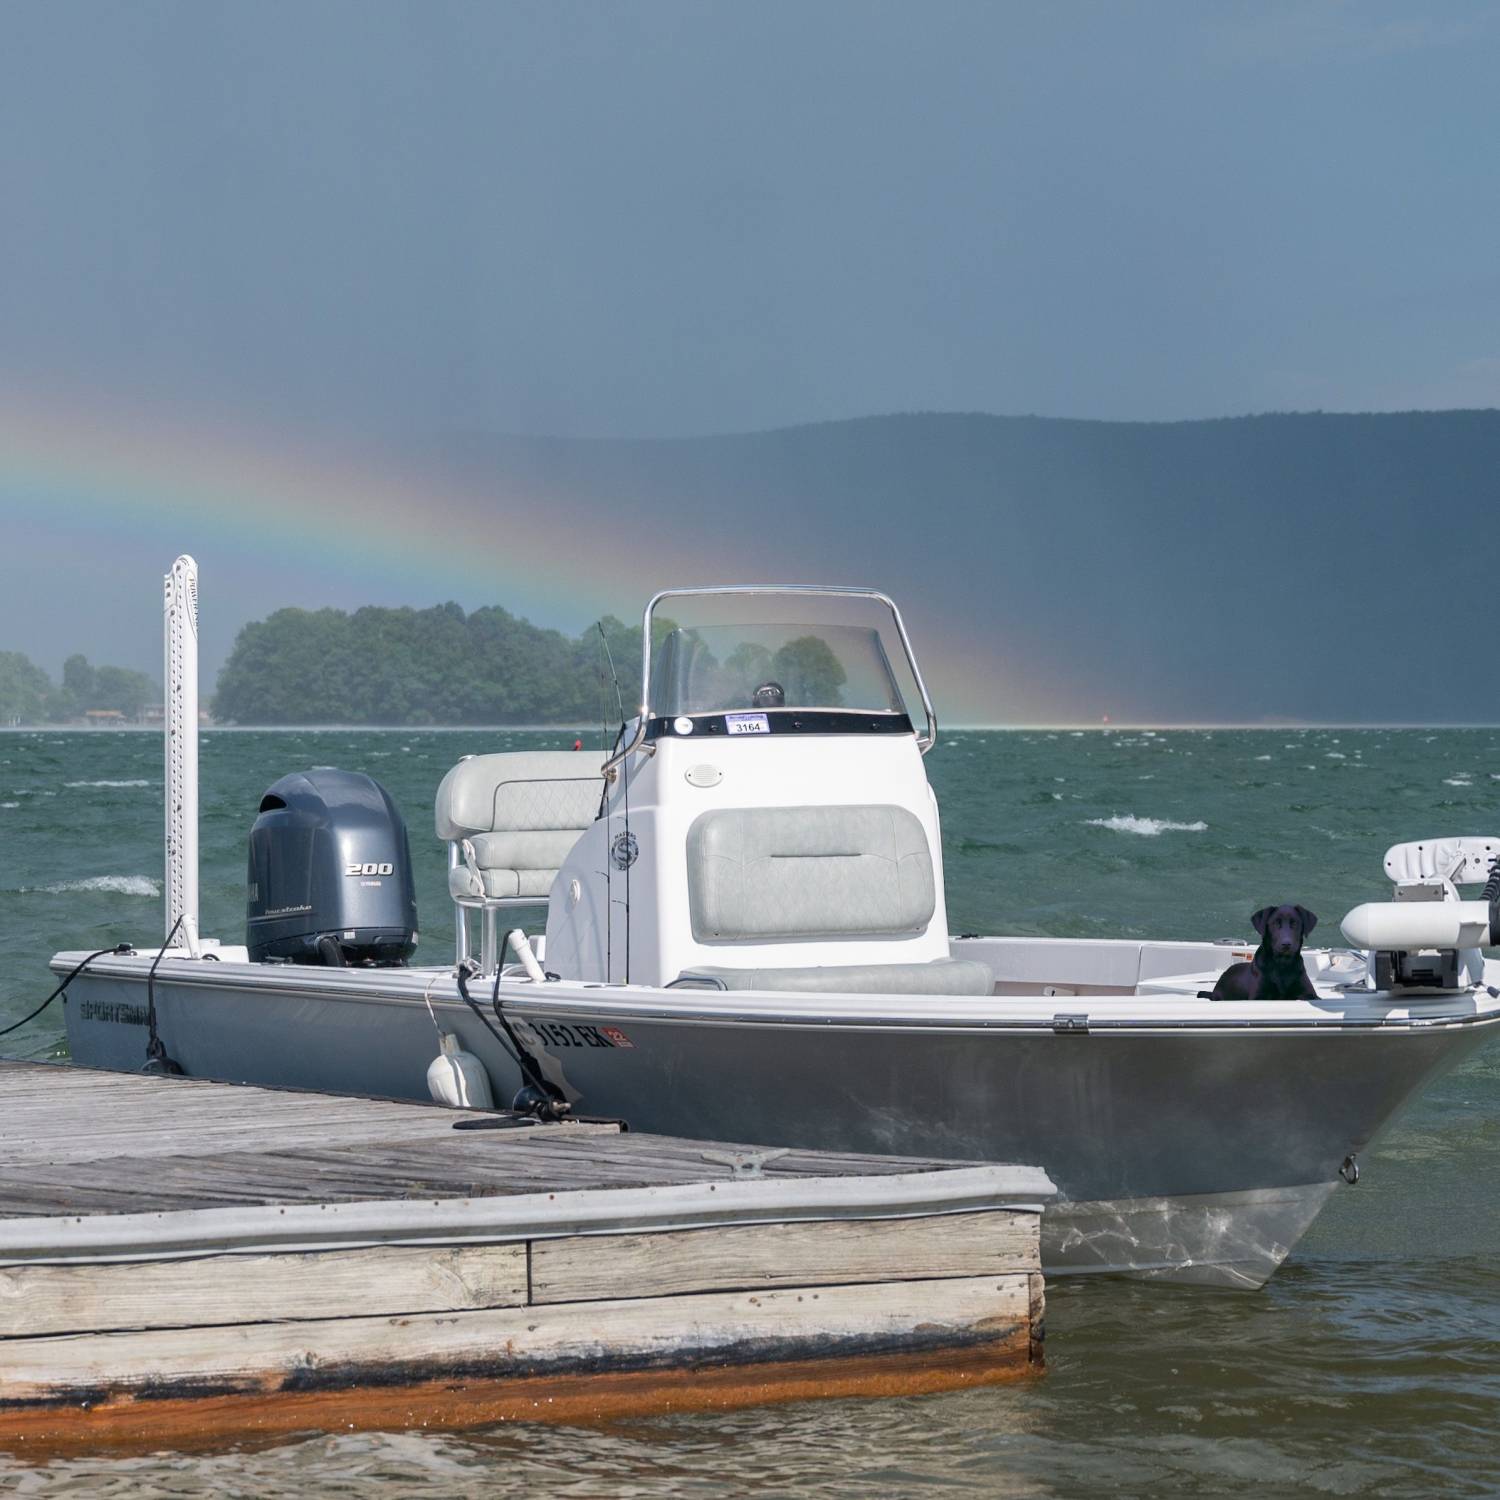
(4, 725, 1500, 1496)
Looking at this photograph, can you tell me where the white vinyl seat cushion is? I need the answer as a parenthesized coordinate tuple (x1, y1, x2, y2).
(686, 804, 936, 942)
(436, 752, 602, 905)
(676, 960, 994, 996)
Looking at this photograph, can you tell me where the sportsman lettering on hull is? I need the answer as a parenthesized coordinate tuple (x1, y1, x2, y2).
(78, 998, 150, 1026)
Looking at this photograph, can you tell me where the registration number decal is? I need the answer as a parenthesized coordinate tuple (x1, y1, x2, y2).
(515, 1019, 633, 1050)
(725, 713, 770, 735)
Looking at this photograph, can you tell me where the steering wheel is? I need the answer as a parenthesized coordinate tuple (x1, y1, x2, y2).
(751, 680, 786, 709)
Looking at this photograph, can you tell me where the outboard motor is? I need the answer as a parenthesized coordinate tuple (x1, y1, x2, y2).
(247, 769, 418, 966)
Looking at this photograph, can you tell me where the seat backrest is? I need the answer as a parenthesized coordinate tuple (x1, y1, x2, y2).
(436, 753, 602, 903)
(1385, 836, 1500, 900)
(436, 752, 602, 841)
(686, 804, 935, 943)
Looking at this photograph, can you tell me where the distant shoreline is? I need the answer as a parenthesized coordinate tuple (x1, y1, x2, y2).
(5, 722, 1500, 734)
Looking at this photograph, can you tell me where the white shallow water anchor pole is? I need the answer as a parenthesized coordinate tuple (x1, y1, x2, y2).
(163, 555, 199, 950)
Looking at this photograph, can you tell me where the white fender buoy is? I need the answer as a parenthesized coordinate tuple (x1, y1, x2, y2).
(426, 1032, 495, 1109)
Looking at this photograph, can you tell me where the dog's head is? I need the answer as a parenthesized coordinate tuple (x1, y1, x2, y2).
(1251, 904, 1317, 958)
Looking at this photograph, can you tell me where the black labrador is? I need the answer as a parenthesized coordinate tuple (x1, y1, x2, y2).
(1208, 905, 1319, 1000)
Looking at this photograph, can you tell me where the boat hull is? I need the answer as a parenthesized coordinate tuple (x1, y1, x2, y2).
(57, 956, 1498, 1288)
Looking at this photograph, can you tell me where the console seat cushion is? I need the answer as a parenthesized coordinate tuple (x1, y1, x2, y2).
(675, 959, 993, 996)
(687, 804, 937, 942)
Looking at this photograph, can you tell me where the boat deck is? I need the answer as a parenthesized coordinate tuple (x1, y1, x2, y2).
(0, 1060, 1052, 1454)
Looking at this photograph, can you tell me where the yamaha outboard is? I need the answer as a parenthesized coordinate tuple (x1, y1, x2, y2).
(247, 769, 418, 966)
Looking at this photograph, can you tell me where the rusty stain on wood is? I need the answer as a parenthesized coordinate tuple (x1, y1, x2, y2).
(0, 1336, 1038, 1459)
(0, 1276, 1032, 1403)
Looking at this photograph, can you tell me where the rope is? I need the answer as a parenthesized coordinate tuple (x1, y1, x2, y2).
(489, 957, 570, 1117)
(142, 915, 184, 1073)
(0, 944, 133, 1040)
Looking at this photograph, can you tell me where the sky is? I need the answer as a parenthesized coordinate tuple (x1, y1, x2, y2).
(2, 1, 1498, 710)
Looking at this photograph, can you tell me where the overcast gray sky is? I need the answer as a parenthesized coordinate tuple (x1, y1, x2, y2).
(2, 1, 1498, 696)
(6, 0, 1499, 440)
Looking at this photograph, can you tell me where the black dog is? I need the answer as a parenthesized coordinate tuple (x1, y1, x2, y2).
(1208, 905, 1319, 1000)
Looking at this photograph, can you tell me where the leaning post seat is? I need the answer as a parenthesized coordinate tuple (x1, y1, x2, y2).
(675, 803, 993, 997)
(1383, 836, 1500, 902)
(434, 752, 603, 972)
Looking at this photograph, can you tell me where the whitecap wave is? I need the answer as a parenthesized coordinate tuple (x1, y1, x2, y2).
(63, 779, 153, 788)
(35, 875, 161, 897)
(1087, 815, 1208, 837)
(0, 801, 17, 809)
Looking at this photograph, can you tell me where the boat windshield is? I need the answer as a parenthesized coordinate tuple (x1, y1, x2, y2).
(653, 622, 908, 718)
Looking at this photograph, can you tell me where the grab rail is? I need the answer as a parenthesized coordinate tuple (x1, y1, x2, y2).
(601, 585, 937, 781)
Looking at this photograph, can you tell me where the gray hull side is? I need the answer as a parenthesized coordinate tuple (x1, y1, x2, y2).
(61, 971, 1489, 1287)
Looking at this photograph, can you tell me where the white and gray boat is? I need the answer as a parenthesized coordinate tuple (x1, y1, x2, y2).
(55, 563, 1500, 1287)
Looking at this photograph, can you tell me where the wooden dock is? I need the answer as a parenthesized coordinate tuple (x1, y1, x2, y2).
(0, 1061, 1053, 1453)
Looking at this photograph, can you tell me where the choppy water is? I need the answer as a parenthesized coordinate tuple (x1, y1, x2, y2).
(4, 726, 1500, 1496)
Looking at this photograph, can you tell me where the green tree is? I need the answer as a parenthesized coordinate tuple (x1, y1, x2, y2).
(211, 602, 652, 726)
(770, 635, 847, 707)
(0, 652, 53, 724)
(60, 654, 95, 715)
(92, 664, 158, 718)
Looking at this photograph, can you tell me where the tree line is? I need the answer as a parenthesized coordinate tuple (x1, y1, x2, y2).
(6, 603, 853, 727)
(0, 653, 159, 724)
(211, 603, 653, 726)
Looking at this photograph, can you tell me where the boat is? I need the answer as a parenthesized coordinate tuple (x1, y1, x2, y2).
(53, 562, 1500, 1287)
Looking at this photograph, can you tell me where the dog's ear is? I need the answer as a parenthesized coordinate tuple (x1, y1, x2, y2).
(1295, 906, 1318, 937)
(1251, 906, 1274, 936)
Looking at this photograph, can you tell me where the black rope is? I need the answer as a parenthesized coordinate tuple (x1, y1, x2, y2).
(489, 956, 569, 1117)
(454, 961, 527, 1075)
(453, 962, 567, 1117)
(0, 943, 132, 1040)
(142, 915, 184, 1074)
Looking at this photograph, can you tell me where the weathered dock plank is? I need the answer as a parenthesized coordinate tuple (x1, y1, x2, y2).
(0, 1275, 1032, 1404)
(529, 1210, 1038, 1304)
(0, 1058, 1054, 1448)
(0, 1061, 1010, 1220)
(0, 1243, 528, 1338)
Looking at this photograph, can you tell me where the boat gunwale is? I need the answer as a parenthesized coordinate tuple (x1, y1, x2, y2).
(49, 951, 1500, 1038)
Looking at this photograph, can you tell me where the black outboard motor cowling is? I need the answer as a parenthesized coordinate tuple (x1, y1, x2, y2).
(247, 769, 418, 965)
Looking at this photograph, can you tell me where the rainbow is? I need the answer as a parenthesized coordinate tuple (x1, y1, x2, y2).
(0, 385, 1065, 721)
(0, 385, 655, 628)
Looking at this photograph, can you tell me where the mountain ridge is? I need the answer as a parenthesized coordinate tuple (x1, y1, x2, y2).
(423, 408, 1500, 723)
